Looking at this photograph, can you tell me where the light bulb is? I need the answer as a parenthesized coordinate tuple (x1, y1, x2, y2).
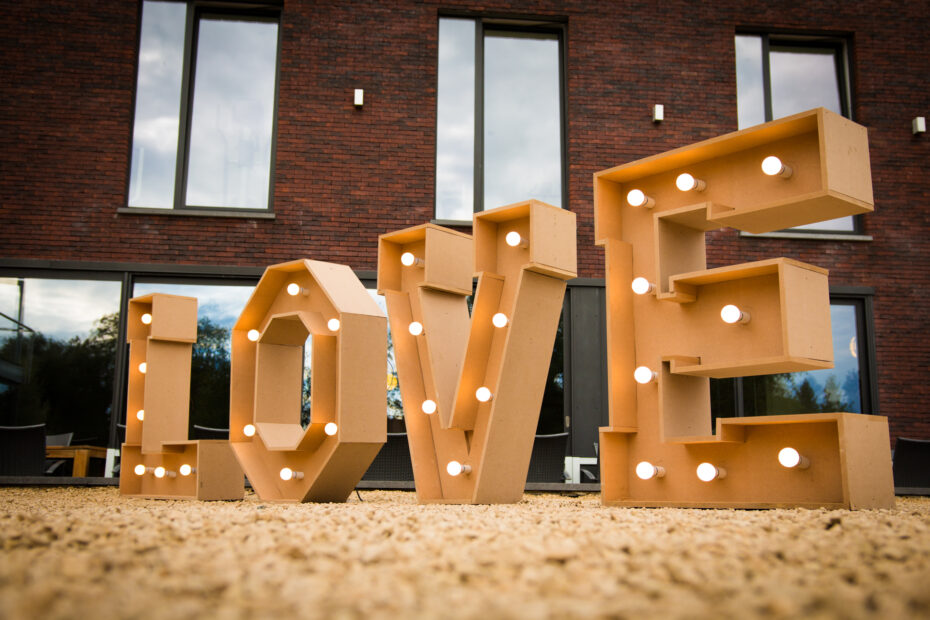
(179, 464, 194, 476)
(141, 313, 152, 325)
(631, 277, 655, 295)
(505, 231, 527, 248)
(247, 329, 260, 342)
(696, 462, 726, 482)
(138, 362, 147, 374)
(633, 366, 657, 384)
(475, 386, 492, 402)
(324, 422, 338, 436)
(626, 189, 655, 208)
(400, 252, 423, 267)
(134, 464, 146, 476)
(635, 461, 666, 480)
(778, 447, 810, 469)
(136, 409, 144, 421)
(720, 304, 751, 325)
(421, 399, 437, 414)
(762, 155, 792, 178)
(408, 321, 424, 336)
(327, 318, 341, 332)
(286, 282, 301, 296)
(154, 466, 166, 479)
(280, 467, 304, 481)
(446, 460, 472, 476)
(492, 313, 509, 328)
(243, 424, 256, 437)
(676, 173, 706, 192)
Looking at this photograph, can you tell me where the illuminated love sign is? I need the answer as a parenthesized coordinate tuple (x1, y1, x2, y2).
(120, 293, 244, 500)
(594, 108, 894, 508)
(227, 259, 386, 502)
(378, 200, 576, 503)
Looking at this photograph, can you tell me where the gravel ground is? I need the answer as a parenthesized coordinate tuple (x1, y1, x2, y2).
(1, 487, 929, 620)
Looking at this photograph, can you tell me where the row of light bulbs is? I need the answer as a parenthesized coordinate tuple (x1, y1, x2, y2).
(636, 447, 811, 482)
(631, 278, 751, 324)
(626, 156, 793, 209)
(134, 463, 196, 478)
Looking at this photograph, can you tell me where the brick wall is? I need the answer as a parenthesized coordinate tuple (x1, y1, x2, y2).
(0, 0, 927, 441)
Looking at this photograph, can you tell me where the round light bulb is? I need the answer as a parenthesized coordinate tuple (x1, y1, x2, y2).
(179, 464, 193, 476)
(247, 329, 260, 342)
(762, 155, 792, 178)
(778, 447, 809, 469)
(631, 277, 655, 295)
(676, 173, 705, 192)
(635, 461, 665, 480)
(154, 466, 166, 479)
(280, 467, 303, 481)
(243, 424, 256, 437)
(633, 366, 657, 384)
(327, 318, 341, 332)
(475, 386, 492, 402)
(286, 282, 301, 296)
(492, 313, 508, 328)
(421, 399, 437, 414)
(626, 189, 654, 208)
(141, 313, 152, 325)
(720, 304, 750, 325)
(505, 231, 525, 247)
(446, 460, 471, 476)
(138, 362, 147, 374)
(136, 409, 144, 421)
(324, 422, 338, 436)
(134, 464, 146, 476)
(408, 321, 424, 336)
(696, 462, 725, 482)
(400, 252, 419, 267)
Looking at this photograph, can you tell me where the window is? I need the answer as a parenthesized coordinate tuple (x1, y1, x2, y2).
(128, 1, 280, 212)
(0, 277, 122, 448)
(735, 33, 857, 233)
(435, 17, 565, 221)
(711, 295, 876, 422)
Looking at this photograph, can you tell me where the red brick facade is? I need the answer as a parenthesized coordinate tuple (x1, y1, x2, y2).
(1, 0, 928, 441)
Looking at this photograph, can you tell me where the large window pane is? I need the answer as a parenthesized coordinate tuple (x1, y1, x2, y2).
(435, 18, 476, 221)
(127, 0, 186, 208)
(770, 47, 842, 120)
(185, 17, 278, 209)
(742, 304, 863, 415)
(132, 282, 254, 431)
(484, 31, 562, 210)
(0, 278, 121, 447)
(735, 34, 765, 130)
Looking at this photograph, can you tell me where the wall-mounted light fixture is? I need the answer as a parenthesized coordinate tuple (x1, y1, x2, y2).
(653, 104, 664, 123)
(914, 117, 926, 135)
(354, 89, 364, 108)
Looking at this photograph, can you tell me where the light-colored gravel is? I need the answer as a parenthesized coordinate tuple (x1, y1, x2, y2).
(0, 487, 929, 619)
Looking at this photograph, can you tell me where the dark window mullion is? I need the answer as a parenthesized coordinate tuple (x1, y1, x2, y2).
(761, 34, 773, 122)
(174, 5, 197, 210)
(473, 19, 484, 214)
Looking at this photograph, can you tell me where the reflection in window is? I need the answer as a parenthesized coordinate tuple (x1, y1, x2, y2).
(711, 302, 869, 423)
(0, 278, 121, 446)
(128, 1, 280, 211)
(734, 33, 853, 232)
(132, 282, 254, 433)
(436, 18, 564, 220)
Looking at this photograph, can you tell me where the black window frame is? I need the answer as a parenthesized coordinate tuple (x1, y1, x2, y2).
(735, 30, 863, 236)
(434, 13, 569, 224)
(125, 0, 283, 217)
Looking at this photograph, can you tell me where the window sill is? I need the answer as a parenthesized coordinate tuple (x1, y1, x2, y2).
(739, 231, 872, 242)
(431, 218, 473, 228)
(118, 207, 275, 220)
